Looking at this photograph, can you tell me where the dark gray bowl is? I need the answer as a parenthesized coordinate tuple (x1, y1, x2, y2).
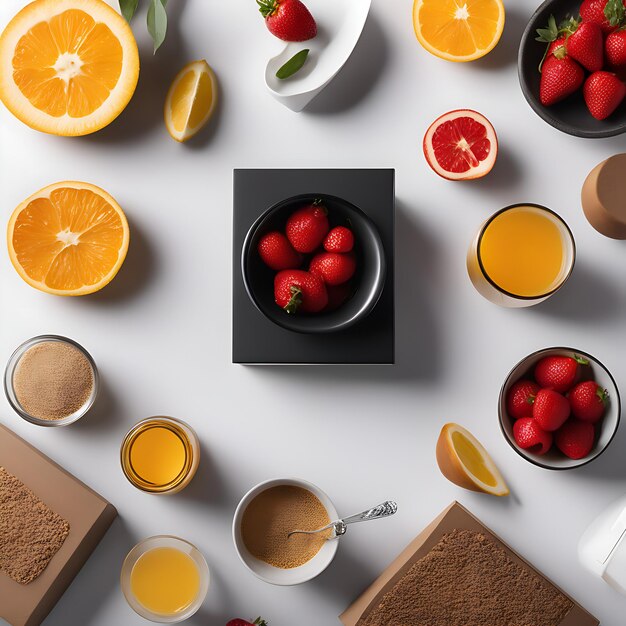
(519, 0, 626, 138)
(242, 194, 386, 334)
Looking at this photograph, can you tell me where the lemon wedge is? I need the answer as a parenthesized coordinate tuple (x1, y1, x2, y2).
(436, 423, 509, 496)
(164, 59, 217, 142)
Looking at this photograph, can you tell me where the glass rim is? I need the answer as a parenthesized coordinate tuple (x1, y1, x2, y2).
(476, 203, 576, 301)
(3, 334, 99, 427)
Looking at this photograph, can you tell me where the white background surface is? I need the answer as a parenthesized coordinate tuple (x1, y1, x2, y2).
(1, 0, 626, 624)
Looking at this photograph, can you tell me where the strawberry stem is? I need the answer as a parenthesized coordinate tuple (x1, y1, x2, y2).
(253, 619, 268, 626)
(284, 285, 302, 314)
(596, 387, 609, 405)
(574, 354, 590, 366)
(256, 0, 278, 19)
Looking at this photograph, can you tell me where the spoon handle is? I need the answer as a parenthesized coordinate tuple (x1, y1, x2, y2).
(341, 500, 398, 526)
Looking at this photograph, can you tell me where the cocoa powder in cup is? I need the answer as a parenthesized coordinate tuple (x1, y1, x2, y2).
(241, 485, 331, 569)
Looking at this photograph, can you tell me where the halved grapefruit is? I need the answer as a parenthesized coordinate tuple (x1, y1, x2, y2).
(423, 109, 498, 180)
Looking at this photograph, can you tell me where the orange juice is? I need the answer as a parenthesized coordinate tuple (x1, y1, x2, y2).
(130, 547, 200, 616)
(478, 206, 568, 297)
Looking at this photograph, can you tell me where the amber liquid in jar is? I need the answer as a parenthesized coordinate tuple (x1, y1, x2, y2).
(121, 417, 199, 494)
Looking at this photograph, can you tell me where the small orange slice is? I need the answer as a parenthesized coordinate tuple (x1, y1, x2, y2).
(436, 423, 509, 496)
(7, 181, 129, 296)
(413, 0, 505, 62)
(0, 0, 139, 136)
(164, 60, 217, 142)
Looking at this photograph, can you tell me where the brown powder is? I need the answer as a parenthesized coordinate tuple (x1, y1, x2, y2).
(13, 341, 94, 421)
(241, 485, 331, 569)
(360, 529, 573, 626)
(0, 467, 70, 584)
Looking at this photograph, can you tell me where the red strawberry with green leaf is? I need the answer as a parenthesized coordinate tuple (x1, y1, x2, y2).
(534, 354, 589, 393)
(257, 0, 317, 42)
(286, 201, 329, 253)
(506, 379, 540, 420)
(324, 226, 354, 253)
(539, 52, 584, 106)
(555, 419, 595, 459)
(606, 28, 626, 66)
(533, 389, 571, 431)
(580, 0, 626, 33)
(258, 231, 302, 270)
(584, 70, 626, 119)
(226, 619, 268, 626)
(569, 381, 609, 422)
(567, 21, 604, 71)
(274, 269, 327, 313)
(513, 418, 553, 455)
(310, 251, 356, 286)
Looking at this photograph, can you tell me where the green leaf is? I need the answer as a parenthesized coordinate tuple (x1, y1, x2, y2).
(119, 0, 139, 22)
(276, 49, 310, 80)
(147, 0, 168, 53)
(605, 0, 625, 27)
(535, 14, 560, 42)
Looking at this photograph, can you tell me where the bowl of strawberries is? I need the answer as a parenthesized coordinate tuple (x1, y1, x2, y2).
(242, 193, 386, 333)
(499, 347, 620, 469)
(519, 0, 626, 137)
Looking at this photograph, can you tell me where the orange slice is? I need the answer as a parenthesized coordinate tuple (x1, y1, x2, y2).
(0, 0, 139, 136)
(164, 60, 217, 142)
(413, 0, 505, 62)
(436, 423, 509, 496)
(7, 181, 130, 296)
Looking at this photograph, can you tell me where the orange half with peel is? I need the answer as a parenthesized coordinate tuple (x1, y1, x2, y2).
(436, 423, 509, 496)
(0, 0, 139, 136)
(7, 181, 130, 296)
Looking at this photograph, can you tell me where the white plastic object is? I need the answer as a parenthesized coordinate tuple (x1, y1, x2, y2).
(264, 0, 371, 112)
(579, 495, 626, 594)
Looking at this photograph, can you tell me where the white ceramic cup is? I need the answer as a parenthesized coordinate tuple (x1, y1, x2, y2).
(232, 477, 339, 585)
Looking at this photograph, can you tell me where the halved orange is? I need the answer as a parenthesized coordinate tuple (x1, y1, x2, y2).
(413, 0, 505, 62)
(0, 0, 139, 136)
(436, 423, 509, 496)
(7, 181, 130, 296)
(164, 60, 217, 142)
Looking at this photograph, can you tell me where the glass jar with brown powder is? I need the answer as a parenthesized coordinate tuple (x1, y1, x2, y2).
(4, 335, 99, 426)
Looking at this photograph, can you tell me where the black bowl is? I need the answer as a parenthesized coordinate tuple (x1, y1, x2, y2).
(242, 194, 386, 334)
(519, 0, 626, 138)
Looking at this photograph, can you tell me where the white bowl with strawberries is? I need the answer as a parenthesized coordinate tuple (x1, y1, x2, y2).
(499, 347, 621, 469)
(242, 193, 386, 334)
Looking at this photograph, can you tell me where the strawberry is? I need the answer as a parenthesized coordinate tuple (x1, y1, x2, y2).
(310, 252, 356, 286)
(257, 0, 317, 42)
(227, 619, 267, 626)
(533, 389, 571, 431)
(506, 379, 540, 420)
(567, 21, 604, 71)
(534, 354, 589, 393)
(555, 419, 595, 459)
(606, 28, 626, 66)
(513, 418, 553, 455)
(325, 282, 352, 311)
(569, 380, 609, 422)
(324, 226, 354, 253)
(286, 201, 329, 253)
(274, 269, 327, 313)
(540, 54, 585, 106)
(547, 35, 568, 58)
(580, 0, 626, 33)
(257, 231, 302, 271)
(584, 70, 626, 119)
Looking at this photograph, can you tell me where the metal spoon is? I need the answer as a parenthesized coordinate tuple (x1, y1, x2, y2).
(288, 500, 397, 540)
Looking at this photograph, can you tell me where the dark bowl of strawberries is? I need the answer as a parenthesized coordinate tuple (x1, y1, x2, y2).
(242, 193, 386, 334)
(499, 347, 620, 470)
(519, 0, 626, 137)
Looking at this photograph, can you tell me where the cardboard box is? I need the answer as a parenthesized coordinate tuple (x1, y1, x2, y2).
(340, 501, 598, 626)
(0, 424, 117, 626)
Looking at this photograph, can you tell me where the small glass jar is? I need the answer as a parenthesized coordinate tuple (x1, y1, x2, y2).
(121, 535, 210, 623)
(120, 417, 200, 494)
(4, 334, 99, 427)
(467, 204, 576, 308)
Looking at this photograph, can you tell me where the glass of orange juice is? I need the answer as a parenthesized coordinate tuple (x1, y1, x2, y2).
(467, 204, 575, 307)
(121, 535, 209, 623)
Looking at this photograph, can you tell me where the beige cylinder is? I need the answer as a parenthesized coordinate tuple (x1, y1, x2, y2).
(582, 153, 626, 239)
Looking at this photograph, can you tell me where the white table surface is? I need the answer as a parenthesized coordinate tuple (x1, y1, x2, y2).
(1, 0, 626, 624)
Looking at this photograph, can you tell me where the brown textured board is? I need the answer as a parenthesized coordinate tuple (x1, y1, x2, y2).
(340, 501, 599, 626)
(0, 424, 117, 626)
